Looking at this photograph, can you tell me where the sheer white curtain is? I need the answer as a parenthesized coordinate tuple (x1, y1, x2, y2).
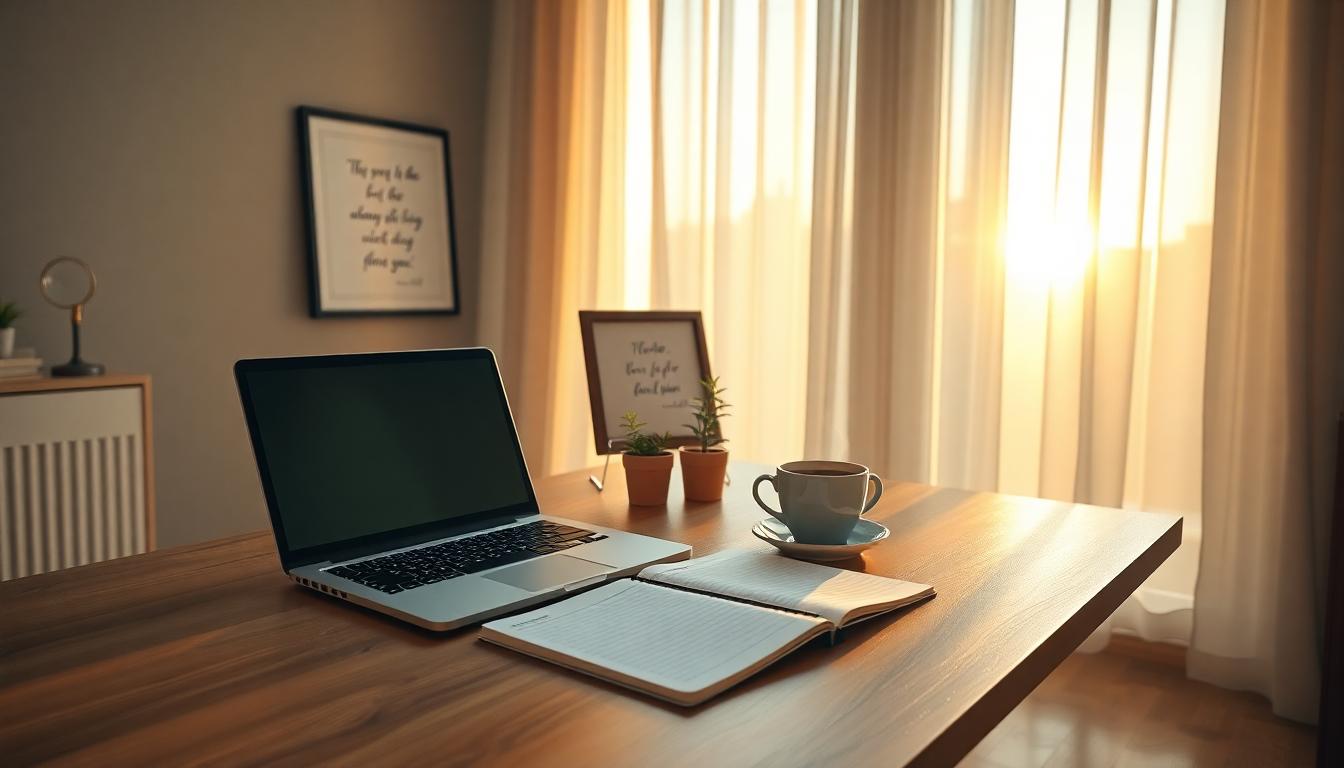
(484, 0, 1223, 633)
(482, 0, 832, 471)
(479, 0, 634, 476)
(1188, 0, 1343, 724)
(649, 0, 822, 463)
(807, 0, 1227, 650)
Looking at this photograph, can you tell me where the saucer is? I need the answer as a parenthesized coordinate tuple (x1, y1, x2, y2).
(751, 517, 890, 561)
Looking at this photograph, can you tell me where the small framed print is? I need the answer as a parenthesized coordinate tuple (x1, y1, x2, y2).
(298, 106, 461, 316)
(579, 311, 714, 454)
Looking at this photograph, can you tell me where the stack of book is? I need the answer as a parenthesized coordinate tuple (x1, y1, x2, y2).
(0, 353, 43, 379)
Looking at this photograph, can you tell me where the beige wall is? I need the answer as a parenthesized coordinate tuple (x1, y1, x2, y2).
(0, 0, 491, 546)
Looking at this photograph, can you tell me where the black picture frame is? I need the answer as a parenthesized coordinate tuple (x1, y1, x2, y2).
(297, 106, 461, 317)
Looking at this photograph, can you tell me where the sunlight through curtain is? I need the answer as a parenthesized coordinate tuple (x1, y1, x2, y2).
(478, 0, 634, 475)
(649, 0, 820, 464)
(484, 0, 1225, 518)
(482, 0, 1223, 565)
(482, 0, 827, 472)
(828, 0, 1225, 522)
(806, 0, 1226, 653)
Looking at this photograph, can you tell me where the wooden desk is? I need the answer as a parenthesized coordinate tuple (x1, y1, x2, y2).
(0, 462, 1180, 767)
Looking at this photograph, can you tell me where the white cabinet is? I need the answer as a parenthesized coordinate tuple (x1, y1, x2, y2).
(0, 375, 155, 579)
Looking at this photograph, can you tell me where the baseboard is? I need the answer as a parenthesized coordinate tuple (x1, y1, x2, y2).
(1104, 634, 1187, 669)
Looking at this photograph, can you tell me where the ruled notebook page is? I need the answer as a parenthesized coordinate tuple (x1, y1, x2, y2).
(640, 549, 934, 626)
(481, 579, 826, 696)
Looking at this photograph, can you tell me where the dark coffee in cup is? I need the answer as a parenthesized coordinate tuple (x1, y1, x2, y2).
(792, 469, 854, 477)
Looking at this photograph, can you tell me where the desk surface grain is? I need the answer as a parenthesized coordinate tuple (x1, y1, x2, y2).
(0, 462, 1180, 767)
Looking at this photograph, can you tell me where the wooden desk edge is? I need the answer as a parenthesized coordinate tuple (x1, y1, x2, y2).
(911, 514, 1184, 767)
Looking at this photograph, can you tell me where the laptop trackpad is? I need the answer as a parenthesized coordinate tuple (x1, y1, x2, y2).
(482, 555, 611, 593)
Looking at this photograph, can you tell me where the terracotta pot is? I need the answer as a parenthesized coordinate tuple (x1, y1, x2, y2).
(622, 451, 674, 506)
(680, 446, 728, 502)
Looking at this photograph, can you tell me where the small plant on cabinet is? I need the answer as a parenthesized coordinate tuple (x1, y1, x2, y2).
(0, 299, 22, 359)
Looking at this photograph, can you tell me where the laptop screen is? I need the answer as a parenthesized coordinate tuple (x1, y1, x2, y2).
(237, 351, 534, 556)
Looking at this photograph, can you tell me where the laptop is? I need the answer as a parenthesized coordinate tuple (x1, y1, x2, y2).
(234, 347, 691, 631)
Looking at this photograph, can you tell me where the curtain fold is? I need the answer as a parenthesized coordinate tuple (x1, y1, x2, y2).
(1188, 0, 1343, 724)
(650, 0, 821, 463)
(479, 0, 631, 476)
(841, 0, 947, 483)
(803, 0, 859, 460)
(821, 0, 1017, 490)
(930, 0, 1013, 493)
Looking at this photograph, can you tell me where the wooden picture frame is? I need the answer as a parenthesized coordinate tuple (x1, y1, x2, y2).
(298, 106, 461, 317)
(579, 311, 713, 454)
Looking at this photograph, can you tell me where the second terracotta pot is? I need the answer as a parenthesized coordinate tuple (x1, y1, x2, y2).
(680, 446, 729, 502)
(623, 451, 674, 506)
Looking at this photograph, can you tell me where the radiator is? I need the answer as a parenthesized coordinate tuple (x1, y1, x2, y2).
(0, 386, 150, 580)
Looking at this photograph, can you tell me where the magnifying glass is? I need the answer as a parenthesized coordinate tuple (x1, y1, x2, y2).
(40, 257, 105, 377)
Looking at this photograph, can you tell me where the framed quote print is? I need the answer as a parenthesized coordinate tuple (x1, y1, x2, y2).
(298, 106, 461, 316)
(579, 311, 713, 454)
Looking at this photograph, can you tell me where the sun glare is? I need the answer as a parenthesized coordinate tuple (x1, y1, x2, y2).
(1004, 219, 1097, 288)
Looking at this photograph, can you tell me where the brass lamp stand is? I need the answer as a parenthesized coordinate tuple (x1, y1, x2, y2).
(40, 257, 105, 377)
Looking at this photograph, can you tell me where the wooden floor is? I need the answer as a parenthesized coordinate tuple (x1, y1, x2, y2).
(959, 645, 1317, 768)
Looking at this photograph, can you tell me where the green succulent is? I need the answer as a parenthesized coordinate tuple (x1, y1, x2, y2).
(620, 411, 670, 456)
(683, 376, 730, 452)
(0, 300, 22, 329)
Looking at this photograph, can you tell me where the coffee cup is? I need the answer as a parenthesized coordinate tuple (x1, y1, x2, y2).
(751, 460, 883, 545)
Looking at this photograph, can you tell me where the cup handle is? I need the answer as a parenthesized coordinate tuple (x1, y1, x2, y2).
(752, 474, 784, 520)
(862, 475, 884, 514)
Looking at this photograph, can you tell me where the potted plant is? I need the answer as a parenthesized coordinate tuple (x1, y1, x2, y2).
(620, 411, 674, 506)
(680, 376, 730, 501)
(0, 300, 21, 359)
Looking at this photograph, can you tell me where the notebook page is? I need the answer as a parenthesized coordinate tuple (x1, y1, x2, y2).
(640, 549, 934, 626)
(481, 580, 825, 696)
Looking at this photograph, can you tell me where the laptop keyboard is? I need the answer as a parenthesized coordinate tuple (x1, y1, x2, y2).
(324, 521, 605, 594)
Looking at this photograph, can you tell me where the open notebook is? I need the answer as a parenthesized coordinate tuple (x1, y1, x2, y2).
(479, 549, 935, 706)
